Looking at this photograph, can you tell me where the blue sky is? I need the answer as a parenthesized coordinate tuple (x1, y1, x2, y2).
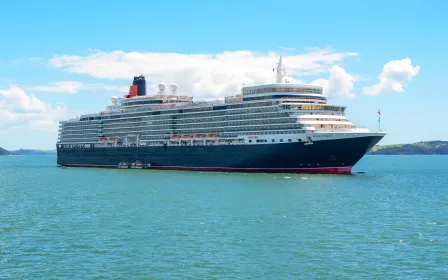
(0, 0, 447, 150)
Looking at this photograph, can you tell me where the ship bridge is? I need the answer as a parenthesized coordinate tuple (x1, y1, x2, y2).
(241, 83, 325, 103)
(241, 57, 326, 104)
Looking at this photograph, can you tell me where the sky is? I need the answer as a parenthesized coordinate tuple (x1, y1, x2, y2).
(1, 0, 447, 150)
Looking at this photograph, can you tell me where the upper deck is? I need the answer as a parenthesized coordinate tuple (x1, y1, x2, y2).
(59, 57, 333, 125)
(242, 83, 322, 95)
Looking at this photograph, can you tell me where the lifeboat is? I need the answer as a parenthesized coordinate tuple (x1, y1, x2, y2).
(182, 135, 194, 139)
(98, 137, 107, 143)
(170, 135, 181, 139)
(108, 137, 116, 143)
(131, 161, 144, 169)
(195, 134, 206, 139)
(207, 134, 220, 138)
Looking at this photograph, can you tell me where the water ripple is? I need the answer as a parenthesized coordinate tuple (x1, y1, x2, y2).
(0, 155, 447, 279)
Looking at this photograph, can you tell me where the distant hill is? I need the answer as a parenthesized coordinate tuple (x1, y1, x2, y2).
(10, 149, 56, 155)
(0, 147, 11, 155)
(370, 141, 448, 155)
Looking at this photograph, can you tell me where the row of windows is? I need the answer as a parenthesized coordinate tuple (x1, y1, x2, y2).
(59, 138, 96, 143)
(122, 100, 163, 106)
(173, 110, 283, 124)
(141, 135, 170, 140)
(283, 104, 346, 112)
(66, 104, 281, 129)
(243, 95, 326, 102)
(297, 112, 344, 117)
(280, 101, 326, 105)
(251, 138, 294, 143)
(300, 118, 347, 122)
(76, 103, 279, 125)
(98, 110, 288, 131)
(235, 130, 307, 136)
(59, 136, 96, 140)
(61, 120, 349, 141)
(315, 124, 353, 128)
(123, 101, 277, 117)
(59, 129, 312, 145)
(60, 127, 98, 133)
(87, 117, 298, 137)
(103, 126, 146, 133)
(167, 117, 295, 130)
(62, 121, 100, 127)
(61, 136, 309, 150)
(141, 122, 303, 135)
(167, 124, 303, 135)
(243, 87, 322, 94)
(79, 101, 279, 121)
(60, 127, 96, 133)
(101, 118, 143, 126)
(100, 109, 282, 128)
(139, 129, 309, 140)
(62, 102, 347, 140)
(59, 135, 97, 139)
(60, 132, 98, 137)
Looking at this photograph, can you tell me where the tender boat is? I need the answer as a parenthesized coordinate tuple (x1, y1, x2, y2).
(118, 162, 130, 169)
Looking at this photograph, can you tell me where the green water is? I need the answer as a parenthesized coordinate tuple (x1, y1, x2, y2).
(0, 155, 447, 279)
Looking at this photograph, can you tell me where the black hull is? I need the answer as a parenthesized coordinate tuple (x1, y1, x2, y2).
(57, 135, 383, 174)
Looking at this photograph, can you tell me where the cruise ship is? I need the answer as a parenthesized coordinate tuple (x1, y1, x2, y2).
(57, 57, 386, 174)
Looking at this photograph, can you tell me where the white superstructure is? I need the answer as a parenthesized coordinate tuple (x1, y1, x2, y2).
(58, 57, 383, 149)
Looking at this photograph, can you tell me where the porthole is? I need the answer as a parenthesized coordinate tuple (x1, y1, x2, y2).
(272, 139, 275, 142)
(280, 139, 283, 142)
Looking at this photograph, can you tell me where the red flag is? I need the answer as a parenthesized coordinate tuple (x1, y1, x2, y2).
(378, 109, 381, 115)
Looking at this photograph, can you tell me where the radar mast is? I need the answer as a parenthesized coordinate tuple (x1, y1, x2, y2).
(276, 56, 286, 83)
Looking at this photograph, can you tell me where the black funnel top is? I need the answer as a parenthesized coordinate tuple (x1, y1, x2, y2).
(133, 75, 146, 96)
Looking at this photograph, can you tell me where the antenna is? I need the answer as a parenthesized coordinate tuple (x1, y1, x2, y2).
(377, 109, 381, 132)
(276, 56, 286, 83)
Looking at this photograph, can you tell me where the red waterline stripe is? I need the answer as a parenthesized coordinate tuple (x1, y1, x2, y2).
(62, 164, 117, 168)
(61, 164, 352, 174)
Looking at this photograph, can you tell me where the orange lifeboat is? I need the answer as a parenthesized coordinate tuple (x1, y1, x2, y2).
(207, 134, 220, 138)
(195, 134, 206, 139)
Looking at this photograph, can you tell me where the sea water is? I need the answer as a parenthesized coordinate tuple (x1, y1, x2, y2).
(0, 155, 447, 279)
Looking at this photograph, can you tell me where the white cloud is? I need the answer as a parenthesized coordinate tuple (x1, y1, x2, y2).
(325, 65, 356, 99)
(0, 87, 69, 132)
(309, 77, 328, 88)
(31, 81, 128, 94)
(50, 48, 358, 100)
(31, 81, 84, 94)
(294, 66, 355, 99)
(363, 58, 420, 96)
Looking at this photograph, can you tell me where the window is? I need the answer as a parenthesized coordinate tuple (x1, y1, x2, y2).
(288, 139, 292, 142)
(249, 140, 252, 143)
(280, 139, 283, 142)
(272, 139, 275, 142)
